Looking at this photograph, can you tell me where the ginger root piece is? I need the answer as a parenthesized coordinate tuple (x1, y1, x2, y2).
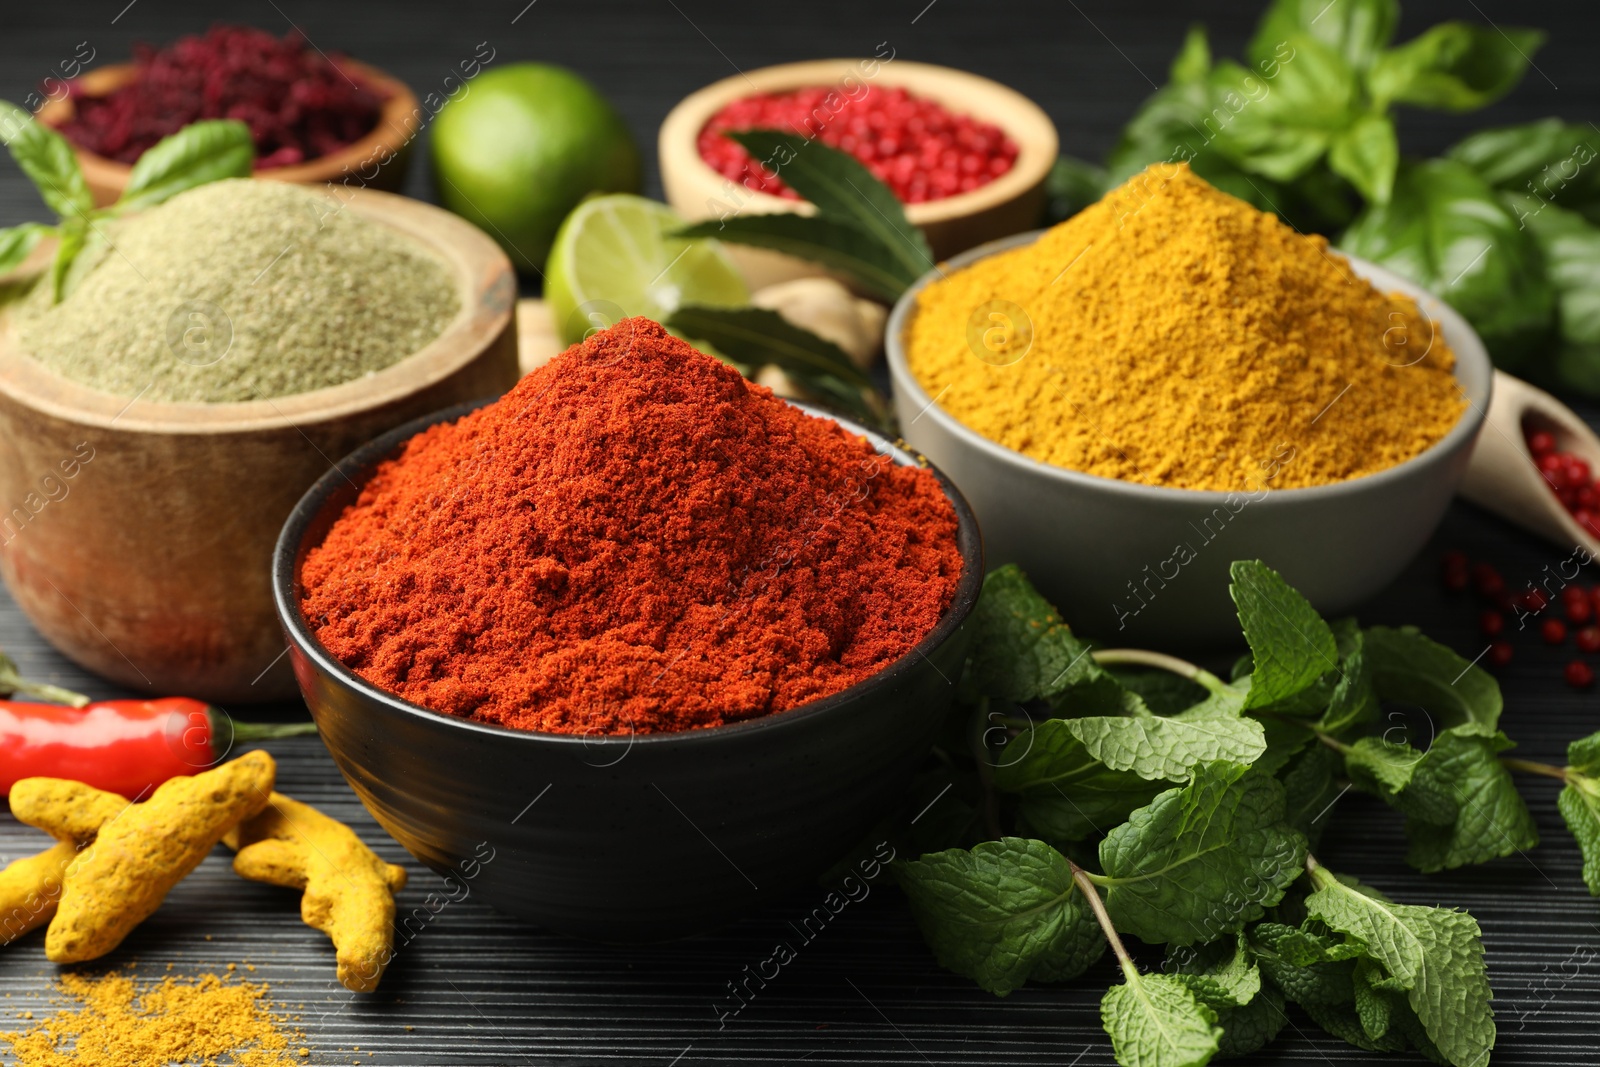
(225, 792, 407, 992)
(2, 780, 128, 945)
(40, 749, 276, 963)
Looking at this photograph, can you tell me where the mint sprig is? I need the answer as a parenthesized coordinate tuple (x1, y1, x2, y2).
(0, 102, 253, 299)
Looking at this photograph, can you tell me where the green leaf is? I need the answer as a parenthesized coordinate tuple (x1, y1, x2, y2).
(1097, 762, 1306, 945)
(113, 119, 254, 215)
(1404, 729, 1538, 873)
(1362, 625, 1503, 735)
(1213, 981, 1287, 1057)
(1105, 27, 1216, 182)
(1248, 0, 1399, 71)
(1559, 731, 1600, 894)
(1042, 154, 1108, 226)
(1451, 120, 1600, 224)
(1305, 867, 1495, 1067)
(724, 130, 932, 280)
(1102, 962, 1222, 1067)
(1281, 742, 1345, 848)
(48, 218, 86, 303)
(1209, 36, 1360, 183)
(0, 100, 92, 221)
(964, 565, 1101, 703)
(1110, 668, 1210, 717)
(1507, 196, 1600, 399)
(1369, 22, 1543, 112)
(994, 719, 1169, 842)
(1229, 560, 1338, 710)
(0, 222, 52, 276)
(1170, 24, 1213, 86)
(676, 214, 912, 303)
(1063, 704, 1266, 784)
(1341, 159, 1556, 370)
(1168, 934, 1286, 1057)
(897, 838, 1104, 995)
(669, 304, 867, 387)
(1319, 631, 1378, 736)
(1328, 113, 1399, 203)
(1344, 735, 1459, 826)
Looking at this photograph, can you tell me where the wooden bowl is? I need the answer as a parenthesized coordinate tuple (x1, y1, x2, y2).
(658, 59, 1058, 290)
(37, 59, 421, 207)
(0, 189, 518, 702)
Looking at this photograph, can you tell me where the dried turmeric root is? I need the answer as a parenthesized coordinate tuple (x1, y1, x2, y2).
(3, 782, 128, 945)
(225, 792, 406, 992)
(19, 749, 276, 963)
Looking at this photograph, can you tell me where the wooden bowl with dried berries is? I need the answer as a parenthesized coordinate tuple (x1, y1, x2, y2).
(36, 26, 423, 206)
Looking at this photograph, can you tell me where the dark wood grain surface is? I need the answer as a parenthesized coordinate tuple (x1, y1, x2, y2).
(1, 3, 1598, 1065)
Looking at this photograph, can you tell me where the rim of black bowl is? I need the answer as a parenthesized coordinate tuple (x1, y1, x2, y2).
(884, 229, 1494, 504)
(272, 395, 985, 747)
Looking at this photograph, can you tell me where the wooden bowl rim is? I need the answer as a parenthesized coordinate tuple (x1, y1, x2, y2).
(657, 58, 1059, 225)
(0, 187, 515, 434)
(37, 58, 422, 187)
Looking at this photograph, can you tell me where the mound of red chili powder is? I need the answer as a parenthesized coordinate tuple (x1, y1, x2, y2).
(300, 318, 962, 735)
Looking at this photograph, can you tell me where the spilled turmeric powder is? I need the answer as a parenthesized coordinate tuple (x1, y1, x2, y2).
(0, 970, 300, 1067)
(904, 163, 1466, 491)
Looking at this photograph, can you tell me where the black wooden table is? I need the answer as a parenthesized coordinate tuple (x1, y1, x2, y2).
(2, 2, 1599, 1064)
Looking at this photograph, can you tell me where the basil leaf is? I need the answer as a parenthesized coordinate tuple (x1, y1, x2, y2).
(49, 218, 87, 303)
(1328, 113, 1398, 204)
(1368, 22, 1544, 113)
(0, 100, 92, 221)
(1248, 0, 1398, 72)
(1340, 159, 1555, 369)
(1509, 196, 1600, 397)
(723, 130, 933, 282)
(114, 119, 254, 215)
(1210, 35, 1361, 183)
(0, 222, 53, 276)
(1450, 120, 1600, 225)
(676, 215, 912, 303)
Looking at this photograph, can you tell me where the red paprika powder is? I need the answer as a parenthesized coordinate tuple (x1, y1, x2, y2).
(300, 318, 962, 735)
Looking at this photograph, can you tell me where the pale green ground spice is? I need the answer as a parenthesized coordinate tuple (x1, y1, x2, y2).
(15, 179, 461, 402)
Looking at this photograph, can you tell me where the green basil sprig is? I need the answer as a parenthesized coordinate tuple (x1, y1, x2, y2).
(0, 102, 254, 300)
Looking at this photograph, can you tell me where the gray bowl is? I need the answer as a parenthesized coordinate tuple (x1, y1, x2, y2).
(274, 399, 983, 941)
(886, 231, 1491, 646)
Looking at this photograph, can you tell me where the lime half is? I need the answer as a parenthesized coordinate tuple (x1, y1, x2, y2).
(545, 194, 748, 344)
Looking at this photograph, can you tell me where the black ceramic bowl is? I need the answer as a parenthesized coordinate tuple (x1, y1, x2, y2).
(273, 399, 983, 941)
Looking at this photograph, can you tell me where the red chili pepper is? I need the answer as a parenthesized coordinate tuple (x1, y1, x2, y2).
(0, 697, 316, 799)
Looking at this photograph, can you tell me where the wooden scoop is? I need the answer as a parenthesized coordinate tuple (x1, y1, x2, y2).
(1460, 369, 1600, 557)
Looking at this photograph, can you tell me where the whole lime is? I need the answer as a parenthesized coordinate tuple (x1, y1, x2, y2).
(431, 64, 641, 273)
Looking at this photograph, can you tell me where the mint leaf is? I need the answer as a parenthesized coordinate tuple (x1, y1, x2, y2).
(1064, 704, 1266, 783)
(1102, 962, 1222, 1067)
(897, 838, 1104, 995)
(1098, 763, 1306, 945)
(115, 119, 253, 214)
(1305, 867, 1495, 1067)
(0, 101, 92, 221)
(677, 214, 914, 302)
(0, 222, 52, 275)
(993, 719, 1167, 842)
(1404, 729, 1537, 872)
(1319, 630, 1378, 736)
(724, 130, 934, 281)
(965, 565, 1100, 703)
(1169, 935, 1286, 1058)
(1229, 560, 1338, 710)
(1344, 735, 1458, 825)
(1364, 625, 1502, 735)
(1111, 669, 1210, 716)
(1560, 731, 1600, 894)
(1281, 743, 1345, 847)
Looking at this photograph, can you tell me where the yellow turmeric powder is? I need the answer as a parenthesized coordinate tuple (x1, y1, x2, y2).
(904, 163, 1465, 491)
(0, 970, 301, 1067)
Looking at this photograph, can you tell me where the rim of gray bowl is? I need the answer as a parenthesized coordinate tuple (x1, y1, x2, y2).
(272, 397, 985, 749)
(885, 229, 1493, 505)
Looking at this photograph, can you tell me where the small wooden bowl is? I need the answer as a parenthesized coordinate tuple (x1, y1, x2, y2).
(0, 189, 519, 702)
(37, 59, 421, 207)
(659, 59, 1058, 290)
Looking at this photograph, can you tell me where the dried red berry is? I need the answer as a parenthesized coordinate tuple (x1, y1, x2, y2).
(1488, 640, 1515, 669)
(1543, 618, 1568, 645)
(1471, 563, 1504, 598)
(1566, 660, 1595, 689)
(1522, 589, 1550, 613)
(1569, 597, 1594, 625)
(1578, 626, 1600, 654)
(1529, 429, 1557, 456)
(1479, 610, 1505, 637)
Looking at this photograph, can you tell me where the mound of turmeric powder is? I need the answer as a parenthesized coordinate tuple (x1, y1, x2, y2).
(904, 163, 1466, 491)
